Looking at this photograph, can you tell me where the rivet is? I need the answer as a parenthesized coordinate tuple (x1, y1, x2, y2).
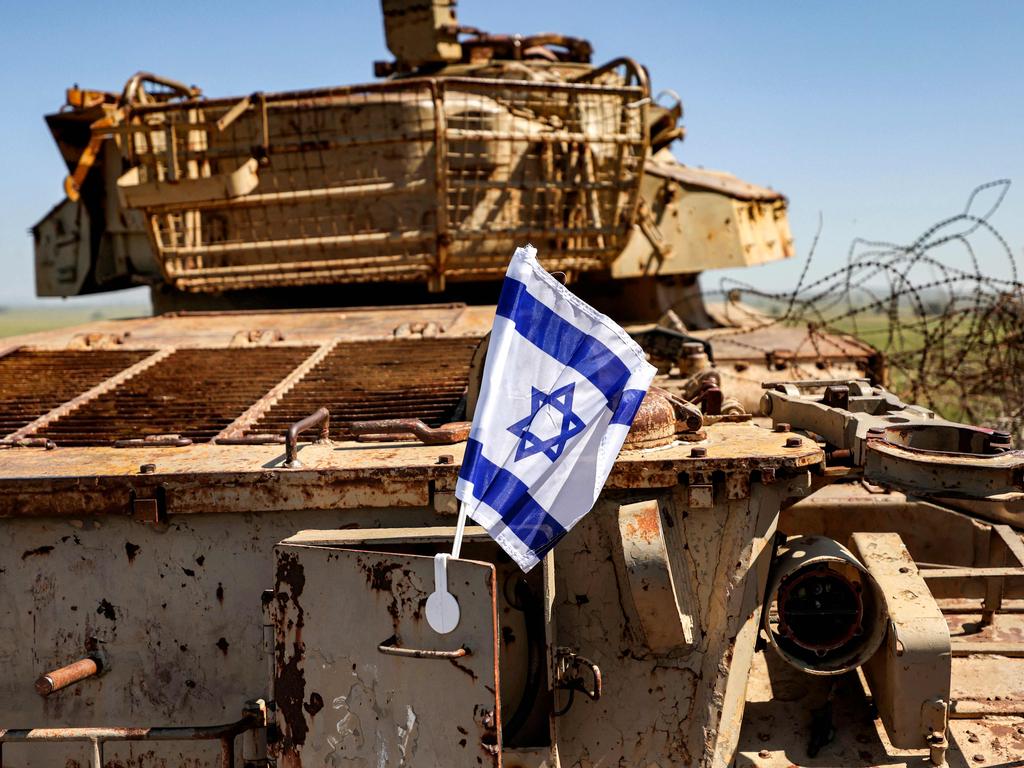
(758, 750, 771, 759)
(139, 463, 156, 475)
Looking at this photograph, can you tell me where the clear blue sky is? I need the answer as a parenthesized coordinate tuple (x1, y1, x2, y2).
(1, 1, 1021, 307)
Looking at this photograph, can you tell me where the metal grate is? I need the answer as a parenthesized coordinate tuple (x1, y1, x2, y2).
(33, 347, 315, 446)
(248, 338, 478, 439)
(0, 349, 150, 437)
(114, 67, 648, 292)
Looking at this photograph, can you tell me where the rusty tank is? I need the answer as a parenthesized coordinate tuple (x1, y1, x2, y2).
(4, 2, 1024, 767)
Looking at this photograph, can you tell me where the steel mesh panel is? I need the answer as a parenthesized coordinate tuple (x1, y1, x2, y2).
(0, 349, 150, 437)
(248, 337, 478, 439)
(33, 347, 315, 446)
(116, 74, 647, 292)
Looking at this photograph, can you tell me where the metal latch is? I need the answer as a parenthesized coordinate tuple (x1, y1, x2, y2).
(553, 647, 602, 716)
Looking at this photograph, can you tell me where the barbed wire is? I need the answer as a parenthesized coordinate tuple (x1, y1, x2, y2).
(710, 180, 1023, 432)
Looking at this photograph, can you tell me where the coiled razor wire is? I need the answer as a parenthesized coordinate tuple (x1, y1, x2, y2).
(711, 180, 1023, 433)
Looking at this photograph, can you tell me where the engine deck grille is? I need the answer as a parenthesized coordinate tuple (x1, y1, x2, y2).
(32, 347, 315, 446)
(0, 349, 150, 436)
(248, 338, 478, 439)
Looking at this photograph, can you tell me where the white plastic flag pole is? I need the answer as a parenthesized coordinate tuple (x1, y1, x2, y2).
(451, 501, 469, 559)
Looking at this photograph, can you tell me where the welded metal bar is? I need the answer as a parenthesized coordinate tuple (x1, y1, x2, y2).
(950, 641, 1024, 657)
(950, 698, 1024, 717)
(160, 230, 432, 257)
(0, 715, 257, 743)
(145, 178, 429, 214)
(349, 419, 470, 445)
(220, 735, 234, 767)
(377, 643, 468, 659)
(122, 74, 645, 116)
(4, 348, 175, 442)
(284, 407, 331, 468)
(920, 567, 1024, 579)
(994, 523, 1024, 566)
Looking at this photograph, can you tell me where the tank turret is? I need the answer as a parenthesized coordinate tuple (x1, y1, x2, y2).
(33, 0, 792, 322)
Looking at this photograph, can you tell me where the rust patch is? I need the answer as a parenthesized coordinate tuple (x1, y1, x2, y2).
(125, 541, 140, 563)
(303, 691, 324, 717)
(96, 599, 116, 621)
(365, 560, 403, 592)
(275, 550, 309, 757)
(21, 545, 54, 559)
(449, 657, 479, 681)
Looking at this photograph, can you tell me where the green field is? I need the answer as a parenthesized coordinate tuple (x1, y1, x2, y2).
(0, 304, 151, 338)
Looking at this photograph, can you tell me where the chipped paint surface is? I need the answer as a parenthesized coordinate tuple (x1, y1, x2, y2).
(271, 542, 500, 766)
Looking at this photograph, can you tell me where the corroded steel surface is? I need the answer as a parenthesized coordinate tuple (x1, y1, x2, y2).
(0, 424, 821, 520)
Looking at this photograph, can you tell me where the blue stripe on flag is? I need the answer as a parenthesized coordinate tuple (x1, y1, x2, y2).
(461, 439, 567, 557)
(609, 388, 647, 426)
(496, 278, 632, 402)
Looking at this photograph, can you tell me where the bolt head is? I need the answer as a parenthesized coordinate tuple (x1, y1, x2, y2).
(139, 463, 156, 474)
(774, 422, 791, 433)
(785, 436, 801, 448)
(690, 446, 707, 458)
(436, 454, 454, 465)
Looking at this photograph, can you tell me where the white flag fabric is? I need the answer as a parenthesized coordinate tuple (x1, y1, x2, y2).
(456, 246, 657, 571)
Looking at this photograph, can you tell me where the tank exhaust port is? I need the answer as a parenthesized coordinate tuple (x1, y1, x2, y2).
(762, 535, 887, 675)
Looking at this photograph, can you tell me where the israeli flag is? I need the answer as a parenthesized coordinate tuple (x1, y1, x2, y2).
(456, 246, 657, 571)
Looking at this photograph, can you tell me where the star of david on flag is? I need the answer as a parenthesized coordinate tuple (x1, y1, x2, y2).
(455, 245, 657, 571)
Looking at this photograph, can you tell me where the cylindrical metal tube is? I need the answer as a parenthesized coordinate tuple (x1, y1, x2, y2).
(763, 535, 887, 675)
(34, 657, 100, 696)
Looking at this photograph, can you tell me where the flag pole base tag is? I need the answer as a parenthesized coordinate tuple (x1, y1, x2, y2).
(426, 553, 460, 634)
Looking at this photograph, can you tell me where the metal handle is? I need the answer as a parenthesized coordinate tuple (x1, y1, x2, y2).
(114, 434, 192, 448)
(349, 419, 470, 445)
(284, 407, 331, 468)
(377, 641, 468, 659)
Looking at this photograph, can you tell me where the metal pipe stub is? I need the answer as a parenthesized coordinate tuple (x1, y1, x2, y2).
(35, 656, 102, 696)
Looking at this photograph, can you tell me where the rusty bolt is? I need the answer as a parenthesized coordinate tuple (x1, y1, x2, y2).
(774, 423, 790, 433)
(690, 446, 707, 458)
(866, 427, 885, 437)
(758, 750, 771, 759)
(973, 755, 985, 763)
(436, 454, 454, 465)
(139, 463, 156, 474)
(785, 437, 801, 448)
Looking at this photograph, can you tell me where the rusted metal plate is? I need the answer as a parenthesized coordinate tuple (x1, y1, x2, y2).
(0, 423, 821, 519)
(272, 541, 501, 767)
